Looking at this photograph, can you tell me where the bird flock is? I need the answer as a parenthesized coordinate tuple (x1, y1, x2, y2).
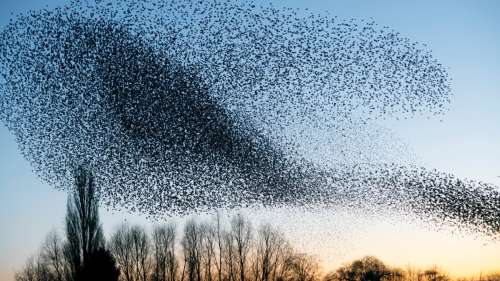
(0, 0, 498, 236)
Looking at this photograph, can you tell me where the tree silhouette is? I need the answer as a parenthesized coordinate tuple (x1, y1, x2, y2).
(41, 231, 67, 281)
(110, 223, 152, 281)
(231, 215, 253, 281)
(423, 268, 449, 281)
(201, 222, 216, 281)
(215, 213, 224, 281)
(17, 212, 492, 281)
(152, 224, 178, 281)
(65, 167, 105, 280)
(78, 247, 120, 281)
(335, 256, 393, 281)
(182, 220, 204, 281)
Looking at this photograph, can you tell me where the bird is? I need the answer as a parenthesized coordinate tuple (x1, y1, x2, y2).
(0, 0, 498, 236)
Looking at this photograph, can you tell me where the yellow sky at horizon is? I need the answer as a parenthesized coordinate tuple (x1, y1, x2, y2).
(235, 207, 500, 279)
(318, 219, 500, 278)
(1, 206, 500, 281)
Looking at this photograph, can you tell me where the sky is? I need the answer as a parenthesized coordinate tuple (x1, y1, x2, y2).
(0, 0, 499, 280)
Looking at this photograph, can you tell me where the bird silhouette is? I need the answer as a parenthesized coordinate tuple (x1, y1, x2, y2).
(0, 0, 498, 235)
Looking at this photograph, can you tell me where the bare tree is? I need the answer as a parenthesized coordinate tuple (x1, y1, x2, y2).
(214, 213, 225, 281)
(40, 231, 67, 281)
(231, 215, 253, 281)
(15, 254, 52, 281)
(284, 254, 320, 281)
(110, 224, 151, 281)
(110, 224, 134, 281)
(201, 222, 217, 281)
(64, 167, 104, 280)
(15, 257, 39, 281)
(131, 226, 152, 281)
(182, 220, 205, 281)
(252, 224, 293, 281)
(253, 224, 285, 281)
(223, 230, 236, 281)
(153, 223, 178, 281)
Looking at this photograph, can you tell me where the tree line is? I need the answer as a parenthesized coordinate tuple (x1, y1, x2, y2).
(15, 168, 320, 281)
(15, 168, 500, 281)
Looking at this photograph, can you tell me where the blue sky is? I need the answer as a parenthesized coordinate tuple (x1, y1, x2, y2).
(0, 0, 499, 280)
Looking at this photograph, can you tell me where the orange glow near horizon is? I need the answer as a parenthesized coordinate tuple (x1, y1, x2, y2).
(312, 218, 500, 278)
(1, 208, 500, 281)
